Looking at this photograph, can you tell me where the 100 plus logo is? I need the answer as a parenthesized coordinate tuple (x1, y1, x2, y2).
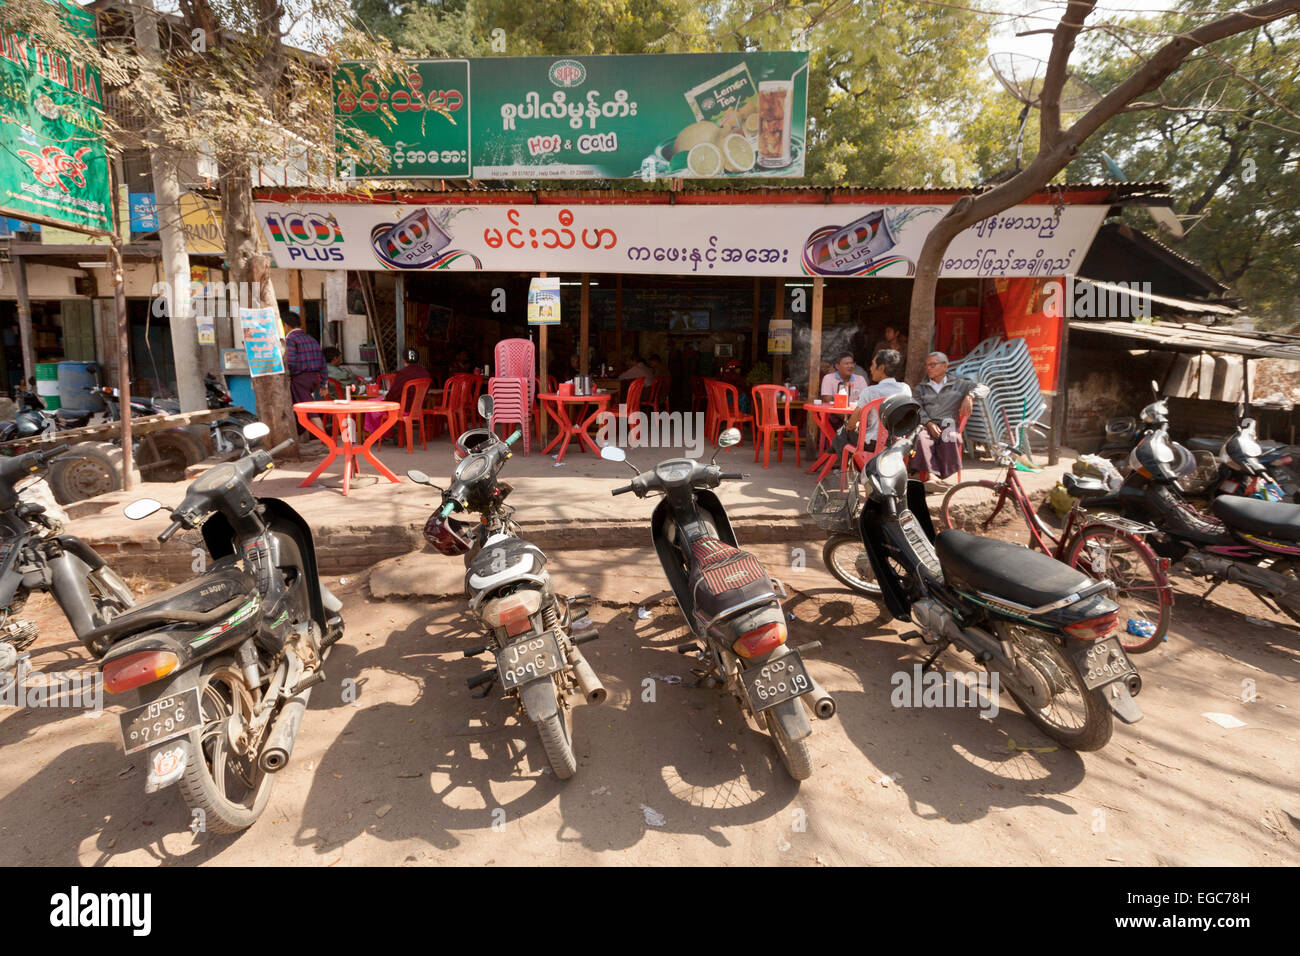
(263, 211, 346, 262)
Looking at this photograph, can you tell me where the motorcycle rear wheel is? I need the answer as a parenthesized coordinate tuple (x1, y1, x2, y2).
(822, 534, 881, 596)
(994, 622, 1113, 751)
(536, 676, 577, 779)
(179, 660, 274, 833)
(763, 709, 812, 781)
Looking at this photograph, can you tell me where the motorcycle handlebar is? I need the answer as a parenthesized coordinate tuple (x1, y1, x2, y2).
(505, 429, 522, 447)
(719, 472, 746, 481)
(610, 484, 634, 496)
(269, 439, 296, 457)
(439, 500, 457, 517)
(158, 518, 183, 543)
(38, 444, 69, 461)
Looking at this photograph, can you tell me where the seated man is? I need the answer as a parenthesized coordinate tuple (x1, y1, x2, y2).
(324, 347, 362, 391)
(364, 349, 432, 435)
(910, 351, 975, 480)
(820, 351, 868, 431)
(832, 349, 909, 459)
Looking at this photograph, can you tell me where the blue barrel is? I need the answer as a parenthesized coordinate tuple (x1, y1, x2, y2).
(57, 361, 104, 414)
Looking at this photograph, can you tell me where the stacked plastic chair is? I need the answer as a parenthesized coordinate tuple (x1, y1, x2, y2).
(950, 336, 1047, 453)
(488, 376, 531, 454)
(494, 338, 536, 410)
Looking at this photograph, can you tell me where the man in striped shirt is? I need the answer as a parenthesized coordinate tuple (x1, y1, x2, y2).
(284, 313, 326, 434)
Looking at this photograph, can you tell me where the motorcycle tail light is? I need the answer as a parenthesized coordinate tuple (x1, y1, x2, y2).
(103, 650, 179, 694)
(733, 620, 787, 658)
(1064, 612, 1118, 642)
(482, 591, 542, 638)
(1275, 455, 1292, 465)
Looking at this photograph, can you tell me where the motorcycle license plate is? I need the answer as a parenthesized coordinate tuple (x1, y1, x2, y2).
(119, 687, 201, 755)
(1078, 637, 1137, 691)
(497, 632, 564, 690)
(741, 652, 812, 713)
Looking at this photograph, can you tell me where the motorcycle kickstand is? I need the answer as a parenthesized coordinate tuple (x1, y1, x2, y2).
(920, 640, 950, 673)
(1198, 579, 1224, 607)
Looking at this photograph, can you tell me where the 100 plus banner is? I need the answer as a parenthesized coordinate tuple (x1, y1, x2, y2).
(333, 53, 809, 181)
(253, 200, 1107, 278)
(0, 2, 110, 233)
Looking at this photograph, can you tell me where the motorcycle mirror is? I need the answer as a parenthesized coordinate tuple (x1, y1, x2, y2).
(242, 421, 270, 443)
(124, 498, 163, 520)
(599, 446, 626, 463)
(478, 395, 494, 420)
(407, 469, 431, 485)
(1150, 379, 1160, 398)
(717, 428, 742, 448)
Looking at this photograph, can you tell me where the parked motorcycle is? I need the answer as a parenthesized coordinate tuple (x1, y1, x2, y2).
(0, 444, 136, 657)
(599, 428, 834, 781)
(1183, 404, 1298, 503)
(407, 395, 606, 780)
(0, 389, 95, 443)
(98, 422, 344, 832)
(1073, 386, 1300, 625)
(850, 394, 1143, 751)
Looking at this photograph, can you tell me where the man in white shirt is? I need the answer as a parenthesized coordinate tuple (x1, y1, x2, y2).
(833, 349, 910, 458)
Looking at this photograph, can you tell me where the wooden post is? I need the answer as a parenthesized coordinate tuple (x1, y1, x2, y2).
(248, 255, 298, 450)
(615, 274, 623, 358)
(1048, 309, 1070, 466)
(11, 255, 36, 387)
(580, 273, 590, 375)
(751, 277, 760, 366)
(538, 271, 548, 444)
(394, 274, 405, 359)
(772, 279, 785, 384)
(809, 277, 823, 401)
(109, 235, 134, 490)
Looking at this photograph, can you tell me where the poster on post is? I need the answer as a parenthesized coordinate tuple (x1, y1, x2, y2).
(527, 276, 561, 325)
(240, 307, 285, 376)
(767, 318, 792, 354)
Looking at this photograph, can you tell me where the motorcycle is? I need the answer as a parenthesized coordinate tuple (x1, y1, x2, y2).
(97, 422, 344, 832)
(0, 389, 95, 443)
(103, 385, 249, 460)
(599, 427, 835, 781)
(1072, 385, 1300, 625)
(1184, 404, 1298, 503)
(0, 444, 136, 659)
(407, 395, 606, 780)
(850, 394, 1143, 751)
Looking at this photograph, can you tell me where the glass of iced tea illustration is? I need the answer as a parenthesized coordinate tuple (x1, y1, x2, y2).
(758, 80, 793, 169)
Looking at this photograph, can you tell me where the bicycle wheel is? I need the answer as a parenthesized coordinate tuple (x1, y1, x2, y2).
(939, 480, 1033, 547)
(1066, 525, 1170, 653)
(822, 534, 880, 596)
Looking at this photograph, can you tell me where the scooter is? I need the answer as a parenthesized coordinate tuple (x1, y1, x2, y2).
(97, 422, 344, 832)
(1186, 404, 1298, 503)
(408, 395, 606, 780)
(600, 428, 835, 781)
(851, 394, 1142, 752)
(1072, 386, 1300, 625)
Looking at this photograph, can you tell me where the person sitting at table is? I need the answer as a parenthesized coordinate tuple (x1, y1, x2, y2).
(449, 349, 474, 375)
(819, 351, 867, 429)
(325, 347, 362, 392)
(911, 350, 975, 481)
(832, 349, 909, 459)
(619, 355, 655, 385)
(364, 349, 431, 436)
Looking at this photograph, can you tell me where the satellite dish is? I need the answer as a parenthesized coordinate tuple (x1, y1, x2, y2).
(986, 53, 1104, 179)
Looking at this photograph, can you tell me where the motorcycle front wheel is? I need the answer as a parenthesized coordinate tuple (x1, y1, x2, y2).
(822, 534, 881, 596)
(536, 675, 577, 779)
(994, 621, 1113, 751)
(763, 709, 812, 781)
(179, 659, 274, 833)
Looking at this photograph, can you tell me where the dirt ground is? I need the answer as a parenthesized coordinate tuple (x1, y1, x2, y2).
(0, 533, 1296, 868)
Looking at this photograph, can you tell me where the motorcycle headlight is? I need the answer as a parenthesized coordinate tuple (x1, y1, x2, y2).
(454, 455, 489, 483)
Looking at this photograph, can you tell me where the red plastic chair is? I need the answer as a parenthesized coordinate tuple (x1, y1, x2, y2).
(835, 397, 888, 487)
(641, 377, 670, 414)
(706, 380, 753, 447)
(393, 378, 432, 452)
(425, 376, 470, 441)
(609, 378, 646, 443)
(751, 385, 800, 469)
(488, 376, 531, 454)
(913, 407, 972, 482)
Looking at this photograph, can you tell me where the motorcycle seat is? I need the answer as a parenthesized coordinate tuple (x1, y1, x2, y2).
(936, 530, 1095, 611)
(1211, 495, 1300, 541)
(1184, 437, 1225, 454)
(1062, 473, 1110, 499)
(81, 559, 255, 650)
(55, 409, 92, 427)
(688, 537, 774, 624)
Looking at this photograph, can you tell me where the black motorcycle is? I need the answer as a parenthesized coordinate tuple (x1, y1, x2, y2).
(97, 422, 344, 832)
(408, 396, 606, 780)
(851, 395, 1143, 752)
(0, 444, 135, 659)
(600, 428, 834, 781)
(1072, 390, 1300, 625)
(1184, 404, 1298, 503)
(0, 389, 94, 443)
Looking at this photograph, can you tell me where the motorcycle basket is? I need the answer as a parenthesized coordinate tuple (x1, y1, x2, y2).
(807, 480, 862, 534)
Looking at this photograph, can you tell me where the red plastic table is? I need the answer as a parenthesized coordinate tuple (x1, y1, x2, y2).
(294, 399, 401, 496)
(538, 393, 611, 462)
(803, 401, 852, 479)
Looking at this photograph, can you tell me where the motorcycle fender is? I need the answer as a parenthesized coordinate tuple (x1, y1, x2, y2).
(858, 501, 914, 620)
(769, 697, 812, 742)
(517, 677, 558, 722)
(1101, 677, 1144, 725)
(651, 499, 695, 619)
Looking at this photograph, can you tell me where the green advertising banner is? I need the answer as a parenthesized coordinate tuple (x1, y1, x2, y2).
(334, 52, 809, 181)
(0, 1, 111, 234)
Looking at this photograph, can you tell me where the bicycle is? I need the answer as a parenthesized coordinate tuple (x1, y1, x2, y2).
(937, 444, 1173, 653)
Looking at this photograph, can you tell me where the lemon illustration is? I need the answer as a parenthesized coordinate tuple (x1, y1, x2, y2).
(673, 120, 722, 157)
(720, 133, 756, 173)
(687, 142, 724, 177)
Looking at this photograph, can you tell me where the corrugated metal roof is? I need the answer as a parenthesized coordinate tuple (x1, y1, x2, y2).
(1071, 319, 1300, 361)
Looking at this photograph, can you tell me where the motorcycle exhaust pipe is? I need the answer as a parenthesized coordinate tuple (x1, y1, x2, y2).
(1184, 550, 1300, 614)
(800, 675, 836, 720)
(259, 684, 313, 773)
(567, 645, 607, 705)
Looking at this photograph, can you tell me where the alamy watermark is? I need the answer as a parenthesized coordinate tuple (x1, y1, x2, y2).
(1042, 276, 1153, 319)
(149, 278, 272, 319)
(890, 664, 998, 718)
(594, 409, 706, 458)
(1, 658, 103, 714)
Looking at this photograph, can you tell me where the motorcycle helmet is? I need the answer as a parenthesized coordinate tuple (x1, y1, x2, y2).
(424, 512, 474, 556)
(453, 428, 495, 463)
(1130, 430, 1197, 481)
(880, 393, 922, 438)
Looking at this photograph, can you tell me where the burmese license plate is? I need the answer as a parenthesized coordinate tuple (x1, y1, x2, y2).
(119, 687, 201, 755)
(1078, 637, 1137, 691)
(497, 633, 564, 690)
(741, 652, 811, 713)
